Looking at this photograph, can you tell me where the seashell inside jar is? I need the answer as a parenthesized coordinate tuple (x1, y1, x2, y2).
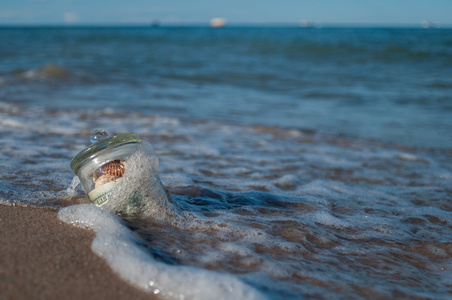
(93, 159, 127, 189)
(70, 130, 142, 207)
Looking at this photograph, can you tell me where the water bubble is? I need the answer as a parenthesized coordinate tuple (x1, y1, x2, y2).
(153, 289, 160, 295)
(90, 129, 109, 144)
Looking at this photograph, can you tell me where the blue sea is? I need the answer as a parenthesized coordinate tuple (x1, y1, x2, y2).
(1, 26, 452, 299)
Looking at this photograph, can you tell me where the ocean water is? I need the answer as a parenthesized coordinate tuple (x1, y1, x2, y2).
(1, 26, 452, 299)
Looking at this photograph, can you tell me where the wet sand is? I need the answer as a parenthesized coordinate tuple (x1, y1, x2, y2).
(0, 204, 157, 300)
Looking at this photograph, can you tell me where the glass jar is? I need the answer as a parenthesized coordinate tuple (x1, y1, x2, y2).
(70, 130, 142, 207)
(71, 129, 175, 218)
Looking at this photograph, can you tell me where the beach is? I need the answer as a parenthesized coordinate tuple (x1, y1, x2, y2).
(0, 204, 156, 300)
(0, 26, 451, 299)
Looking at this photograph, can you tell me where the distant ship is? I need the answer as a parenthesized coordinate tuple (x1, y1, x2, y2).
(299, 20, 321, 28)
(421, 21, 442, 29)
(210, 18, 226, 28)
(299, 20, 313, 28)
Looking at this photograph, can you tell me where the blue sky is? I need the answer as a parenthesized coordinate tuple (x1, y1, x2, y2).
(1, 0, 451, 26)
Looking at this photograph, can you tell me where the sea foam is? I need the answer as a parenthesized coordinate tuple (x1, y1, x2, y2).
(1, 102, 451, 298)
(58, 204, 267, 300)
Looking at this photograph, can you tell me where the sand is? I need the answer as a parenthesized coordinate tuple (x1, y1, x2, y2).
(0, 204, 157, 300)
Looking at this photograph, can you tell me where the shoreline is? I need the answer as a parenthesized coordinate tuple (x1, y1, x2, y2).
(0, 204, 157, 300)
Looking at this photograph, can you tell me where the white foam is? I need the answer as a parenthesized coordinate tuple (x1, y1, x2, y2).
(103, 141, 178, 219)
(161, 173, 194, 188)
(300, 180, 347, 197)
(0, 117, 28, 129)
(58, 204, 267, 300)
(310, 211, 354, 229)
(272, 174, 300, 190)
(2, 103, 452, 298)
(331, 246, 368, 256)
(174, 144, 220, 156)
(396, 153, 426, 162)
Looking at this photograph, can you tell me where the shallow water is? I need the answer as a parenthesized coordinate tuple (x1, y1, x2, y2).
(1, 102, 451, 299)
(1, 26, 452, 299)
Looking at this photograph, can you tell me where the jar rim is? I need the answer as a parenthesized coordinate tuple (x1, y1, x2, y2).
(70, 133, 141, 173)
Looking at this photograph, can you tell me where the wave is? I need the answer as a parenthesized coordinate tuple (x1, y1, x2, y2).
(22, 64, 71, 80)
(58, 204, 267, 300)
(0, 64, 100, 87)
(0, 64, 73, 85)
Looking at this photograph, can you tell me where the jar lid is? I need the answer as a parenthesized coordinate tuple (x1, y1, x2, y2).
(70, 132, 141, 173)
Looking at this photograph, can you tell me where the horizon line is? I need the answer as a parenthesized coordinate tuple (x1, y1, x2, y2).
(0, 21, 450, 29)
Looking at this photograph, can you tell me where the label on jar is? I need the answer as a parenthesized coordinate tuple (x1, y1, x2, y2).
(88, 178, 123, 206)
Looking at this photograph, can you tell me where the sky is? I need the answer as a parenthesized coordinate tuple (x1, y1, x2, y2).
(1, 0, 451, 26)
